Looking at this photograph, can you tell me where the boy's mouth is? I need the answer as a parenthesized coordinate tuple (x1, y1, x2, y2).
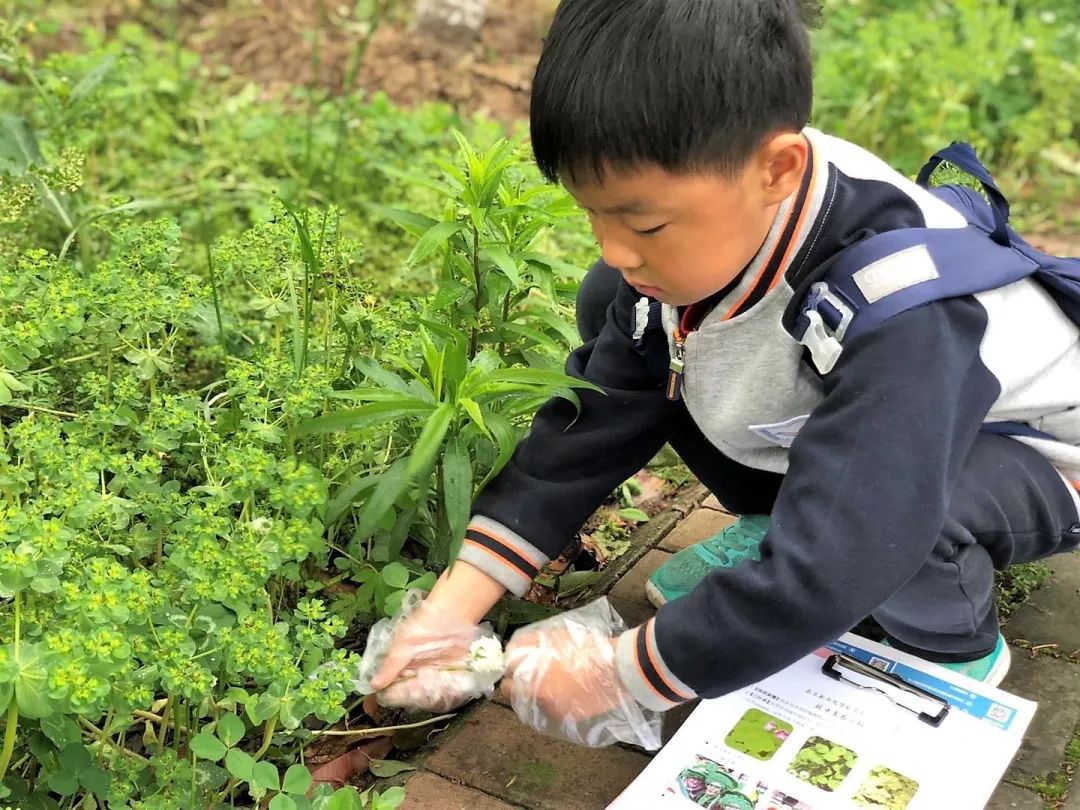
(630, 282, 663, 298)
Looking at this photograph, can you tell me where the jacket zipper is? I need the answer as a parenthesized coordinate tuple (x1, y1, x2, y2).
(666, 328, 686, 401)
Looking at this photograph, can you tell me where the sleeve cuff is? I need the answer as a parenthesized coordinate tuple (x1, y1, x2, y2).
(615, 618, 697, 712)
(454, 516, 550, 597)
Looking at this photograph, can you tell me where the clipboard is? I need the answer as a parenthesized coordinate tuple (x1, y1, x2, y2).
(821, 653, 950, 727)
(608, 633, 1036, 809)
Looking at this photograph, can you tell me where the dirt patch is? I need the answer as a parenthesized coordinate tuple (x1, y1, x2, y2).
(190, 0, 550, 121)
(28, 0, 550, 120)
(1030, 231, 1080, 257)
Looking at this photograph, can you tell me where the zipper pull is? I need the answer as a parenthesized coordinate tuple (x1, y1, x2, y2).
(667, 329, 686, 401)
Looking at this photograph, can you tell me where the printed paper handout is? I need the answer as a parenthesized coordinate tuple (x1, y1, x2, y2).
(609, 633, 1035, 810)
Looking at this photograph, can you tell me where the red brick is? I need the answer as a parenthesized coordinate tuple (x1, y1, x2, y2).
(427, 702, 650, 810)
(609, 549, 671, 606)
(701, 494, 725, 511)
(401, 772, 520, 809)
(659, 508, 735, 552)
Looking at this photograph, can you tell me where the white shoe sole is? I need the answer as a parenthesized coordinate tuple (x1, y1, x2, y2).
(645, 580, 668, 609)
(984, 641, 1012, 687)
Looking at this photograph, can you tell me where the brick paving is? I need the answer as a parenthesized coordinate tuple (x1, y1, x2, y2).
(398, 503, 1080, 808)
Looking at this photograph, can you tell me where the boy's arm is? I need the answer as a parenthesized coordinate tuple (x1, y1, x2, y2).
(457, 275, 680, 597)
(615, 295, 1003, 710)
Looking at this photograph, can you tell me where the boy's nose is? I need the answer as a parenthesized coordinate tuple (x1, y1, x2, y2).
(600, 236, 644, 274)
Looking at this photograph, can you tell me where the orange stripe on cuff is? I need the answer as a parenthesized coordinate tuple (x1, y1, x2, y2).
(468, 523, 545, 569)
(644, 620, 694, 700)
(631, 626, 672, 703)
(462, 538, 532, 584)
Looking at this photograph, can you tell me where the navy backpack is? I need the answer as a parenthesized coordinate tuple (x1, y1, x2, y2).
(792, 142, 1080, 376)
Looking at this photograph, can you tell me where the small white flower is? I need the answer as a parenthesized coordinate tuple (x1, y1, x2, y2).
(467, 637, 506, 675)
(1039, 11, 1057, 24)
(1021, 36, 1037, 52)
(249, 517, 273, 534)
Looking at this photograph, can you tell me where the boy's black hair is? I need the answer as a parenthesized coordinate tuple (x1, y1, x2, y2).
(531, 0, 820, 184)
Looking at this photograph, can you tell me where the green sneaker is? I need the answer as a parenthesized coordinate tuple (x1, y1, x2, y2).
(884, 632, 1011, 686)
(645, 514, 770, 608)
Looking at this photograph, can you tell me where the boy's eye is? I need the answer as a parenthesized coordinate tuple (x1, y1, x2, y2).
(634, 223, 668, 236)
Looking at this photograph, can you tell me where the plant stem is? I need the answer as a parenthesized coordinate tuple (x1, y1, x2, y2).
(469, 224, 481, 359)
(79, 718, 149, 763)
(252, 715, 278, 761)
(0, 691, 18, 782)
(310, 713, 455, 738)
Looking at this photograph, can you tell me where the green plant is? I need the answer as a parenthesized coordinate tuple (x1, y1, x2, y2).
(813, 0, 1080, 227)
(787, 736, 858, 792)
(303, 136, 599, 567)
(852, 765, 919, 809)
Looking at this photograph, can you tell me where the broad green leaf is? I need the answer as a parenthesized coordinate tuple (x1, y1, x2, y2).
(68, 55, 117, 107)
(59, 743, 92, 774)
(441, 437, 472, 563)
(412, 571, 437, 592)
(520, 252, 588, 280)
(380, 562, 409, 590)
(407, 221, 464, 266)
(518, 307, 581, 347)
(0, 377, 10, 406)
(618, 508, 650, 522)
(46, 769, 80, 797)
(297, 399, 434, 436)
(364, 202, 439, 237)
(467, 368, 602, 396)
(326, 471, 380, 526)
(251, 761, 280, 793)
(327, 387, 422, 403)
(477, 411, 520, 490)
(495, 322, 562, 353)
(353, 457, 411, 540)
(39, 714, 81, 747)
(190, 732, 227, 761)
(403, 402, 455, 482)
(459, 397, 493, 441)
(350, 357, 411, 393)
(282, 763, 313, 794)
(270, 795, 299, 810)
(216, 713, 245, 747)
(0, 371, 29, 394)
(324, 786, 364, 810)
(484, 246, 521, 286)
(30, 575, 59, 594)
(0, 115, 43, 173)
(11, 643, 53, 719)
(372, 786, 407, 810)
(225, 748, 255, 781)
(368, 759, 417, 778)
(79, 764, 112, 796)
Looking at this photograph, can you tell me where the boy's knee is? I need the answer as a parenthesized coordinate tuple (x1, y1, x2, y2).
(576, 260, 622, 343)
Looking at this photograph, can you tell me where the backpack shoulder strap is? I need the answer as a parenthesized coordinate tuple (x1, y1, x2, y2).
(789, 225, 1038, 374)
(789, 141, 1080, 375)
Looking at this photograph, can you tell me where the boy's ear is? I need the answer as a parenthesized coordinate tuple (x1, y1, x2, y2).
(757, 132, 809, 206)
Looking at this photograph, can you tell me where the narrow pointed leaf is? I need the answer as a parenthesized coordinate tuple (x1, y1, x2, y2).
(407, 221, 463, 266)
(441, 437, 473, 563)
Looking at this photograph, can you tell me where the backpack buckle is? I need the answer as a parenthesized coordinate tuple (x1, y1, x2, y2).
(800, 283, 854, 374)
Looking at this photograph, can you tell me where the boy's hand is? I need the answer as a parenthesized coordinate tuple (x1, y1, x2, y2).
(358, 591, 501, 708)
(354, 561, 508, 712)
(500, 599, 662, 750)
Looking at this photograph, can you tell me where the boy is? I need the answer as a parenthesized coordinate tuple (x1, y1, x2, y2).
(367, 0, 1080, 743)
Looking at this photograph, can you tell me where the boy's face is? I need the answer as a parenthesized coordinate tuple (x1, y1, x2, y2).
(565, 134, 807, 308)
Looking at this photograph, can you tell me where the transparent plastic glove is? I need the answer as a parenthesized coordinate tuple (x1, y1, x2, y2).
(502, 598, 662, 750)
(353, 590, 506, 712)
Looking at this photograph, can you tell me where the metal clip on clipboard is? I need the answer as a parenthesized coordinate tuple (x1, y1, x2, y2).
(822, 653, 950, 727)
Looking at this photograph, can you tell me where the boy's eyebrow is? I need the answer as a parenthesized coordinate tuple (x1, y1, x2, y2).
(600, 200, 657, 215)
(572, 196, 659, 216)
